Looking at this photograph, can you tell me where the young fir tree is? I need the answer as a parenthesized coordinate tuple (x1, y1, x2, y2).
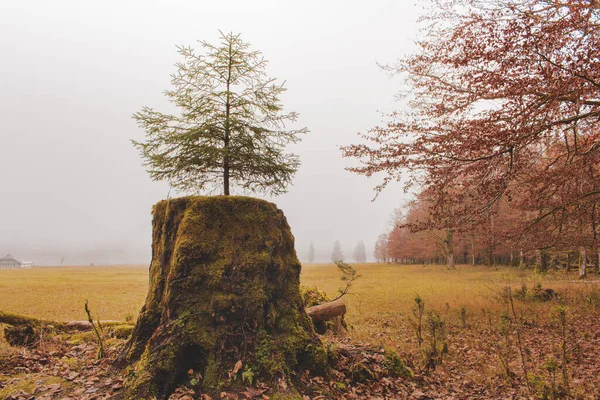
(308, 242, 315, 263)
(353, 240, 367, 263)
(132, 31, 308, 196)
(331, 240, 344, 263)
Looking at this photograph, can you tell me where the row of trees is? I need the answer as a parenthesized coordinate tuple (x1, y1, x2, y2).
(375, 198, 600, 273)
(347, 0, 600, 278)
(306, 241, 367, 263)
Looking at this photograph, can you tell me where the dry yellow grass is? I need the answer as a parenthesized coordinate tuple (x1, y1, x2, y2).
(303, 263, 600, 348)
(0, 265, 148, 321)
(1, 262, 595, 341)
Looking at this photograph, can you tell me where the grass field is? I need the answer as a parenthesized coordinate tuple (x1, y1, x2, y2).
(0, 265, 148, 321)
(2, 263, 600, 397)
(0, 263, 597, 323)
(1, 263, 598, 342)
(0, 263, 570, 319)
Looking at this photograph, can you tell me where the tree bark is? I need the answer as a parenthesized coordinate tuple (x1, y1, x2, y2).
(535, 249, 548, 273)
(519, 250, 524, 268)
(580, 247, 587, 279)
(445, 229, 455, 269)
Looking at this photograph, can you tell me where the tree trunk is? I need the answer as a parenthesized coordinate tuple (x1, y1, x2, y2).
(488, 214, 495, 266)
(579, 247, 587, 279)
(116, 197, 327, 399)
(535, 249, 548, 273)
(223, 42, 233, 196)
(519, 250, 524, 268)
(445, 229, 455, 270)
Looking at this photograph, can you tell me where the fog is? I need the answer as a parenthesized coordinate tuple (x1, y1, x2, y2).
(0, 0, 418, 265)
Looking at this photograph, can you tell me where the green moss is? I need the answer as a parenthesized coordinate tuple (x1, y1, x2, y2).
(61, 356, 81, 369)
(202, 356, 224, 390)
(65, 331, 97, 345)
(304, 342, 329, 376)
(270, 391, 304, 400)
(350, 361, 375, 382)
(383, 349, 413, 379)
(111, 324, 134, 339)
(0, 375, 71, 398)
(300, 286, 330, 307)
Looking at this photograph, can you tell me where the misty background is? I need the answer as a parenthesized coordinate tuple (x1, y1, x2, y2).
(0, 0, 418, 265)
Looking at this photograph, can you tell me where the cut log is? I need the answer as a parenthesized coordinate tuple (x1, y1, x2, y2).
(305, 298, 346, 323)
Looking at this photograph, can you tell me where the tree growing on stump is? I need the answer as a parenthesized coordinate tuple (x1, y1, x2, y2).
(132, 31, 307, 196)
(117, 196, 328, 399)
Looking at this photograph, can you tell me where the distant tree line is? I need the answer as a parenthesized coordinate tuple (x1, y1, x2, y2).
(304, 241, 368, 263)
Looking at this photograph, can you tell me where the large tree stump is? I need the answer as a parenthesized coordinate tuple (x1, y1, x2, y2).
(117, 196, 327, 399)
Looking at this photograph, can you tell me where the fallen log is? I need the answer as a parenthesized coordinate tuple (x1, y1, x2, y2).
(0, 311, 64, 329)
(0, 311, 130, 331)
(1, 300, 344, 334)
(63, 320, 127, 329)
(305, 298, 346, 323)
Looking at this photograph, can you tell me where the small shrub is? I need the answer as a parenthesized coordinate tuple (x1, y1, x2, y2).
(423, 311, 447, 372)
(514, 283, 528, 300)
(513, 283, 558, 302)
(528, 372, 552, 400)
(541, 356, 558, 400)
(496, 311, 514, 379)
(552, 306, 570, 396)
(408, 294, 425, 347)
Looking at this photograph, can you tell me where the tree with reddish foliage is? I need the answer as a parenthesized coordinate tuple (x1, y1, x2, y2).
(344, 0, 600, 274)
(374, 233, 390, 263)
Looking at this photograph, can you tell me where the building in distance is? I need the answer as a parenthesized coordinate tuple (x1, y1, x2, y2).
(0, 254, 33, 268)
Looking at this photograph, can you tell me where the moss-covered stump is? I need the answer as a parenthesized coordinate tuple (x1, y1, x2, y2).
(117, 196, 327, 399)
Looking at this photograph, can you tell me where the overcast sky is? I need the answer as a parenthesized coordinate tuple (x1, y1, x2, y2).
(0, 0, 420, 265)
